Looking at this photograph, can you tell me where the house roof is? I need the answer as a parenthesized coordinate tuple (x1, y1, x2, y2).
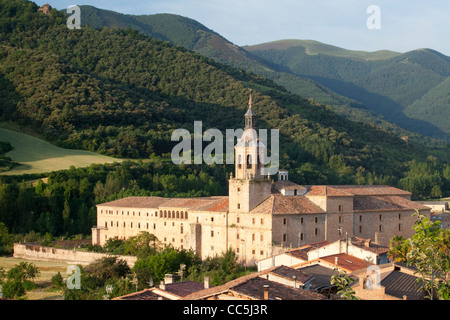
(229, 276, 325, 300)
(305, 185, 412, 197)
(381, 270, 424, 300)
(353, 195, 429, 212)
(113, 281, 207, 300)
(350, 237, 389, 254)
(268, 265, 314, 284)
(250, 193, 325, 215)
(286, 241, 332, 261)
(97, 196, 229, 213)
(181, 267, 325, 300)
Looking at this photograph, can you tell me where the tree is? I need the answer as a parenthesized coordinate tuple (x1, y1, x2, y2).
(2, 262, 40, 299)
(388, 210, 450, 300)
(330, 269, 358, 300)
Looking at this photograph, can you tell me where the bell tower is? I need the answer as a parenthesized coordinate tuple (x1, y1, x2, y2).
(229, 90, 272, 213)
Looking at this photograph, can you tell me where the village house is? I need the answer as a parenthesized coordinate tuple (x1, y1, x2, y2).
(257, 236, 389, 271)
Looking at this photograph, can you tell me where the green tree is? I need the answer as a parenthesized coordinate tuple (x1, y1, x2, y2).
(388, 210, 450, 300)
(330, 269, 358, 300)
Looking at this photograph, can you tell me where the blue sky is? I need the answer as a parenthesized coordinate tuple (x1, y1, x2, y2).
(34, 0, 450, 55)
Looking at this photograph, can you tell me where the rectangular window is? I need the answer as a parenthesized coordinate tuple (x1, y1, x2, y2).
(211, 230, 214, 237)
(283, 234, 287, 242)
(283, 218, 287, 225)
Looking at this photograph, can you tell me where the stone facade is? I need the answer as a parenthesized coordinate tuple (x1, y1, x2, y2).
(92, 94, 431, 265)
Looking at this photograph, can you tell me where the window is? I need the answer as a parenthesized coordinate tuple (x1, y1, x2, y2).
(185, 211, 188, 219)
(247, 155, 252, 169)
(181, 225, 184, 234)
(398, 224, 402, 231)
(252, 234, 255, 241)
(261, 218, 264, 225)
(211, 217, 214, 222)
(398, 213, 402, 220)
(379, 225, 383, 232)
(315, 217, 318, 224)
(339, 216, 342, 223)
(260, 234, 264, 241)
(238, 155, 242, 169)
(338, 205, 343, 212)
(300, 217, 304, 224)
(379, 214, 382, 221)
(252, 218, 255, 224)
(300, 233, 304, 241)
(359, 225, 362, 233)
(211, 230, 214, 237)
(283, 234, 287, 242)
(237, 217, 240, 223)
(294, 189, 297, 196)
(283, 218, 287, 225)
(260, 251, 264, 256)
(237, 203, 240, 209)
(359, 215, 362, 222)
(315, 228, 318, 236)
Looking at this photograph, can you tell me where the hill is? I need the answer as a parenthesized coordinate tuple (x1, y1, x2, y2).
(0, 0, 449, 198)
(0, 127, 120, 175)
(78, 5, 450, 148)
(246, 42, 450, 142)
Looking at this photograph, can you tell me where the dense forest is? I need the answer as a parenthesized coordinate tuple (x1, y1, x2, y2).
(0, 0, 449, 245)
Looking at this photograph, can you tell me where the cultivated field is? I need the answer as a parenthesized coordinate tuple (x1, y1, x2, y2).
(0, 126, 121, 175)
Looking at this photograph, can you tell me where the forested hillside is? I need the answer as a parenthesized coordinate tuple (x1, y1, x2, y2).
(78, 5, 450, 151)
(247, 42, 450, 142)
(0, 0, 449, 239)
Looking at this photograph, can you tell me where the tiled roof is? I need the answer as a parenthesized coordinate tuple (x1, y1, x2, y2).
(112, 281, 207, 300)
(353, 195, 429, 212)
(305, 185, 412, 197)
(381, 270, 424, 300)
(230, 276, 325, 300)
(287, 241, 332, 260)
(320, 253, 370, 272)
(268, 265, 314, 284)
(97, 196, 228, 212)
(250, 193, 325, 215)
(272, 180, 306, 191)
(163, 281, 208, 297)
(112, 288, 169, 300)
(350, 237, 389, 254)
(181, 267, 324, 300)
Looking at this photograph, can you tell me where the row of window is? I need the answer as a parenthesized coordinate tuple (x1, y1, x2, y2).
(100, 209, 189, 220)
(104, 221, 185, 234)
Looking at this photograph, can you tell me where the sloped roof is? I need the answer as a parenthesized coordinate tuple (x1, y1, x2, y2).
(349, 237, 389, 254)
(381, 270, 424, 300)
(97, 196, 228, 212)
(353, 195, 429, 212)
(250, 193, 325, 215)
(268, 265, 314, 284)
(305, 185, 412, 197)
(181, 267, 325, 300)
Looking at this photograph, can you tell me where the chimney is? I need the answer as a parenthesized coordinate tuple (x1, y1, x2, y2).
(159, 280, 165, 290)
(164, 274, 174, 284)
(204, 276, 210, 289)
(364, 239, 371, 248)
(335, 256, 339, 266)
(263, 285, 269, 300)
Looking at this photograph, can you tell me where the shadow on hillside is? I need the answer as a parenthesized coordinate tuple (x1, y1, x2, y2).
(307, 76, 450, 141)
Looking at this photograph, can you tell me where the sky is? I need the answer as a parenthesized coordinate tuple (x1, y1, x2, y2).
(34, 0, 450, 55)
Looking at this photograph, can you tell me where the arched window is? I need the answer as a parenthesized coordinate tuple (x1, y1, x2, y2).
(238, 154, 242, 169)
(247, 154, 252, 169)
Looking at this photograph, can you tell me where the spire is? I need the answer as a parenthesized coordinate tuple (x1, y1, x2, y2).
(245, 89, 256, 129)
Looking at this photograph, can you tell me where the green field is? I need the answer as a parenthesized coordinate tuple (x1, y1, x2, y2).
(0, 127, 121, 175)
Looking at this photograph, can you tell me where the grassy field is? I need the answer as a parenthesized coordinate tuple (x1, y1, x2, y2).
(0, 126, 121, 175)
(0, 256, 69, 300)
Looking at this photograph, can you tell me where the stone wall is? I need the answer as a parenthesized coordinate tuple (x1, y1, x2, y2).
(13, 243, 137, 267)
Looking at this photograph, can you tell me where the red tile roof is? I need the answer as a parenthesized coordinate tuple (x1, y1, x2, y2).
(97, 196, 229, 212)
(305, 185, 412, 197)
(250, 193, 325, 215)
(353, 195, 429, 212)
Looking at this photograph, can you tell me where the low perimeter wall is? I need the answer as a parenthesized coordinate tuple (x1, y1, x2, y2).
(13, 243, 137, 267)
